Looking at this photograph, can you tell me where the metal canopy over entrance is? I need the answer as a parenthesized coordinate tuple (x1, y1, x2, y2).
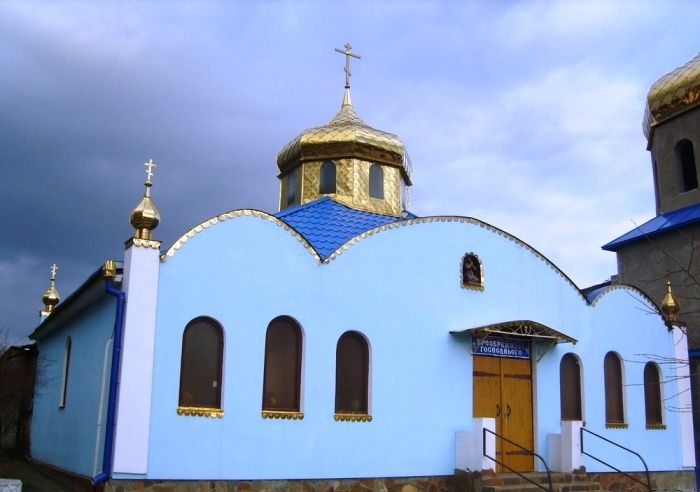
(451, 319, 577, 362)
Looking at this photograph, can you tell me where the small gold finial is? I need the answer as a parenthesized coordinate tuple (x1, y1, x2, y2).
(41, 264, 60, 317)
(103, 260, 117, 279)
(335, 42, 361, 90)
(661, 281, 681, 323)
(129, 158, 161, 240)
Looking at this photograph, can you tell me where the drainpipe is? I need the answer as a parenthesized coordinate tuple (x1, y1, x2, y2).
(92, 261, 125, 485)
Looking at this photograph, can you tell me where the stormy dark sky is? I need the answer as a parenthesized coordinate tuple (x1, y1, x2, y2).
(2, 1, 700, 342)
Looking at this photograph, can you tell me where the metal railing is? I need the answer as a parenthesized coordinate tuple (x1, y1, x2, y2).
(483, 428, 553, 492)
(580, 427, 652, 491)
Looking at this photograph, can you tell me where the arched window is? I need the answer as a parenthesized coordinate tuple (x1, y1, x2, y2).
(335, 331, 369, 416)
(262, 316, 302, 414)
(461, 253, 483, 289)
(287, 168, 298, 206)
(560, 353, 582, 421)
(59, 336, 71, 408)
(320, 160, 337, 194)
(676, 139, 698, 192)
(644, 362, 663, 427)
(369, 164, 384, 199)
(178, 317, 224, 410)
(604, 352, 625, 426)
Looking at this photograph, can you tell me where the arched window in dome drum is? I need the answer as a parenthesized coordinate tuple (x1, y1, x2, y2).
(179, 317, 224, 410)
(335, 331, 369, 415)
(676, 139, 698, 192)
(262, 316, 302, 412)
(287, 169, 298, 206)
(559, 353, 582, 421)
(604, 351, 625, 426)
(369, 164, 384, 199)
(320, 160, 337, 194)
(644, 362, 663, 427)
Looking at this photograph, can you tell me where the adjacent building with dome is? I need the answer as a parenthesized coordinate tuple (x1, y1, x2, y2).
(27, 47, 696, 491)
(604, 51, 700, 486)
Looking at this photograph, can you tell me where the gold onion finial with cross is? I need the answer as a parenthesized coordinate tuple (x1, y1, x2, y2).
(335, 42, 361, 89)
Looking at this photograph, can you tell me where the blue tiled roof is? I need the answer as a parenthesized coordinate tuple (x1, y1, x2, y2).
(275, 197, 412, 259)
(602, 202, 700, 251)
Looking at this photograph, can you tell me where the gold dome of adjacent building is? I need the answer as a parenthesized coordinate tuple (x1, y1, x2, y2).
(644, 52, 700, 141)
(276, 89, 411, 184)
(661, 281, 681, 323)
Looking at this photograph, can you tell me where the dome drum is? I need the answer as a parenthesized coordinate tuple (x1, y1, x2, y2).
(280, 158, 404, 216)
(279, 140, 404, 176)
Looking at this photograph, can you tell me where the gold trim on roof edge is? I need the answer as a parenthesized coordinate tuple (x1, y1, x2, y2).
(588, 283, 659, 310)
(323, 215, 588, 303)
(161, 209, 321, 262)
(161, 207, 589, 303)
(644, 52, 700, 140)
(126, 238, 161, 250)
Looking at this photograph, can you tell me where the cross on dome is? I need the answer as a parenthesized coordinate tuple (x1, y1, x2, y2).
(334, 42, 361, 89)
(50, 263, 58, 280)
(145, 158, 157, 185)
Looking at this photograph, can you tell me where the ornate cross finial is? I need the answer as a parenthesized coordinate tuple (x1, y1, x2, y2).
(334, 42, 361, 89)
(50, 263, 58, 280)
(144, 158, 157, 185)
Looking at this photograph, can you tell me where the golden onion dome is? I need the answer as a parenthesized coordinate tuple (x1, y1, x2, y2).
(276, 89, 412, 184)
(130, 186, 160, 240)
(661, 281, 681, 323)
(40, 264, 60, 317)
(644, 52, 700, 141)
(42, 280, 60, 308)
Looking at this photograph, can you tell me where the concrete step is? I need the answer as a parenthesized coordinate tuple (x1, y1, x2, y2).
(482, 485, 549, 492)
(482, 483, 603, 492)
(480, 472, 603, 492)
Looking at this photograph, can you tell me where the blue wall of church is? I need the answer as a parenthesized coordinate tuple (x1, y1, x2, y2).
(134, 214, 686, 479)
(30, 294, 115, 477)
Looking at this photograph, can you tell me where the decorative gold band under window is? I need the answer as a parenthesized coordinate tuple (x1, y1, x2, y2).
(605, 422, 628, 429)
(334, 413, 372, 422)
(177, 406, 223, 418)
(262, 410, 304, 420)
(646, 423, 666, 430)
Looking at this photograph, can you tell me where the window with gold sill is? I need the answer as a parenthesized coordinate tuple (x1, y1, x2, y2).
(605, 422, 628, 429)
(334, 412, 372, 422)
(646, 423, 666, 430)
(261, 409, 304, 420)
(176, 406, 223, 418)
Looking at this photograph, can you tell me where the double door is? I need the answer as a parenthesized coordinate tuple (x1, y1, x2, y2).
(473, 354, 533, 472)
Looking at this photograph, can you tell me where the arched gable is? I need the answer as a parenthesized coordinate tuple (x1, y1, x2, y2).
(162, 209, 321, 262)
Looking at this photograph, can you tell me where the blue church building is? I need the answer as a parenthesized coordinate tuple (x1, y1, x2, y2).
(28, 47, 696, 491)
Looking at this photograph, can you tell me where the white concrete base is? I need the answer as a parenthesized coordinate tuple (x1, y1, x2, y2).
(548, 421, 583, 472)
(456, 418, 496, 472)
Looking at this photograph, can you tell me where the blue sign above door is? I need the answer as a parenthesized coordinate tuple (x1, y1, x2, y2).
(472, 337, 530, 359)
